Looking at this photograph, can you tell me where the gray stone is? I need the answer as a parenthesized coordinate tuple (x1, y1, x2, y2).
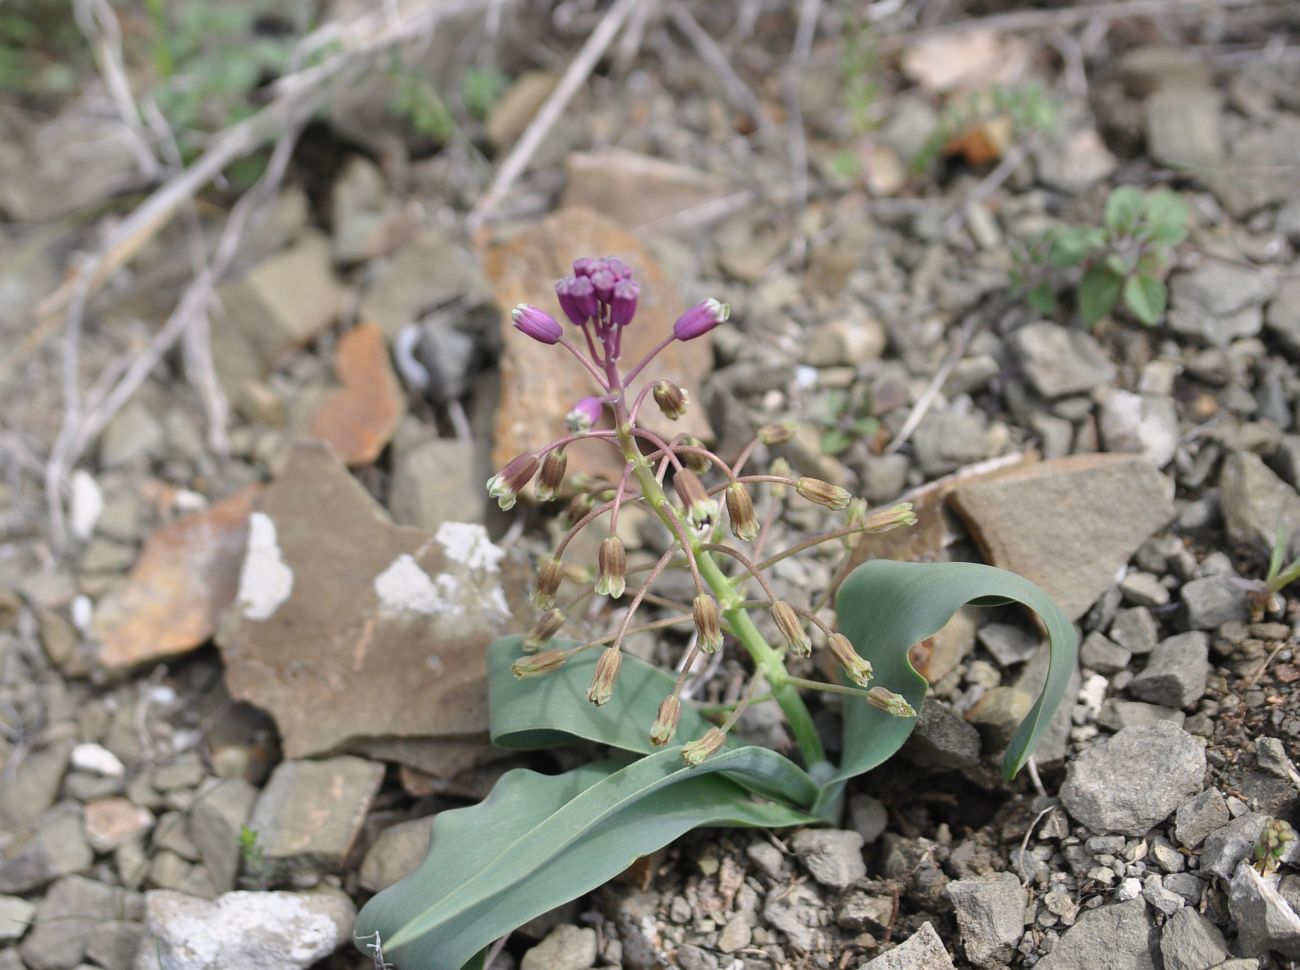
(1164, 871, 1207, 905)
(359, 816, 433, 893)
(20, 875, 140, 970)
(1181, 576, 1249, 630)
(0, 894, 34, 941)
(330, 155, 401, 264)
(0, 803, 93, 894)
(860, 921, 954, 970)
(1265, 277, 1300, 359)
(188, 778, 257, 893)
(388, 437, 490, 530)
(1129, 632, 1209, 709)
(835, 892, 893, 933)
(1160, 906, 1228, 970)
(1060, 722, 1205, 835)
(1099, 391, 1180, 468)
(762, 882, 825, 952)
(1036, 899, 1158, 970)
(247, 756, 383, 881)
(1080, 632, 1131, 675)
(1096, 699, 1185, 732)
(1142, 872, 1185, 915)
(861, 453, 910, 504)
(1174, 788, 1230, 848)
(133, 888, 355, 970)
(1201, 813, 1269, 880)
(790, 829, 866, 890)
(99, 402, 165, 470)
(1011, 322, 1116, 397)
(85, 921, 144, 970)
(1110, 607, 1159, 655)
(1209, 118, 1300, 219)
(1229, 860, 1300, 959)
(1035, 128, 1117, 193)
(1120, 572, 1170, 608)
(1221, 451, 1300, 560)
(359, 226, 493, 337)
(951, 454, 1174, 621)
(946, 872, 1025, 966)
(902, 700, 981, 770)
(0, 739, 72, 832)
(978, 623, 1040, 666)
(1145, 89, 1223, 171)
(849, 795, 888, 845)
(520, 924, 598, 970)
(913, 411, 996, 477)
(804, 310, 887, 368)
(1168, 260, 1276, 347)
(965, 687, 1033, 750)
(1257, 737, 1300, 783)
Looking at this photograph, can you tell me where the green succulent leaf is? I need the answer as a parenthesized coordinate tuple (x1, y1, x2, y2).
(830, 560, 1078, 787)
(1104, 185, 1145, 236)
(1078, 265, 1123, 325)
(1047, 226, 1105, 268)
(354, 748, 817, 969)
(1122, 273, 1167, 327)
(1140, 190, 1190, 246)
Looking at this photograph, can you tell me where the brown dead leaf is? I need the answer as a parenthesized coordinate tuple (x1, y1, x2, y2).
(307, 321, 406, 465)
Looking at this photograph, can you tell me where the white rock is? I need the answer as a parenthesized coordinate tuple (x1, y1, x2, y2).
(69, 470, 104, 541)
(70, 742, 125, 778)
(236, 513, 294, 621)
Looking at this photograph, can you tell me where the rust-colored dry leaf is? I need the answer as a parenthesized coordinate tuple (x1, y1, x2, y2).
(480, 207, 713, 480)
(94, 487, 259, 670)
(307, 321, 406, 466)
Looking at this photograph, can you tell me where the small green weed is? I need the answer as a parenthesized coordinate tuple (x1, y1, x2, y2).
(1016, 185, 1189, 328)
(913, 82, 1057, 173)
(813, 388, 879, 457)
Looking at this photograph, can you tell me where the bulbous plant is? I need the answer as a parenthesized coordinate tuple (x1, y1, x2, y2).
(355, 258, 1078, 970)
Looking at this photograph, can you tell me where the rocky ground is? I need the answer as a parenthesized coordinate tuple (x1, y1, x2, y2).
(2, 2, 1300, 969)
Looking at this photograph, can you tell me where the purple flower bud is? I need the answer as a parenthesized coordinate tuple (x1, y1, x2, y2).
(609, 280, 639, 326)
(511, 304, 563, 344)
(589, 268, 616, 303)
(485, 451, 540, 511)
(566, 396, 603, 434)
(672, 299, 730, 341)
(555, 276, 597, 326)
(603, 256, 632, 280)
(572, 257, 598, 277)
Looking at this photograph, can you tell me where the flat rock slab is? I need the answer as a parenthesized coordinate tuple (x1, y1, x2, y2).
(1221, 450, 1300, 559)
(1060, 721, 1205, 836)
(135, 888, 355, 970)
(950, 453, 1175, 620)
(1036, 898, 1159, 970)
(481, 206, 713, 479)
(94, 488, 259, 671)
(216, 440, 529, 767)
(305, 322, 406, 466)
(561, 149, 731, 229)
(248, 756, 382, 880)
(861, 921, 955, 969)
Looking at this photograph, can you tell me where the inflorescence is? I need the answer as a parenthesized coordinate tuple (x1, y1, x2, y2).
(490, 256, 918, 765)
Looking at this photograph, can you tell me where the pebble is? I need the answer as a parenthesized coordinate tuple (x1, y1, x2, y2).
(1228, 860, 1300, 960)
(359, 816, 433, 893)
(790, 829, 866, 890)
(19, 875, 141, 970)
(1128, 633, 1210, 709)
(1098, 390, 1180, 468)
(1160, 905, 1229, 970)
(745, 840, 784, 880)
(1010, 322, 1117, 398)
(1200, 813, 1277, 880)
(521, 924, 598, 970)
(1180, 575, 1249, 630)
(1142, 872, 1184, 915)
(946, 872, 1026, 966)
(1163, 872, 1207, 906)
(762, 882, 825, 952)
(978, 623, 1040, 667)
(1220, 450, 1300, 558)
(188, 778, 258, 893)
(860, 921, 954, 970)
(902, 700, 981, 770)
(0, 894, 34, 941)
(0, 804, 94, 894)
(1110, 607, 1159, 655)
(1080, 632, 1132, 675)
(83, 797, 154, 854)
(1034, 897, 1158, 970)
(849, 795, 889, 845)
(134, 888, 355, 970)
(1097, 699, 1184, 732)
(1059, 722, 1206, 835)
(1119, 572, 1170, 608)
(836, 891, 893, 933)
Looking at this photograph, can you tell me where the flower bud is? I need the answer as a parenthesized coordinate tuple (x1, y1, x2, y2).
(771, 600, 811, 657)
(485, 452, 540, 511)
(566, 395, 603, 434)
(758, 422, 796, 445)
(693, 594, 724, 653)
(650, 695, 681, 746)
(511, 304, 563, 344)
(827, 632, 873, 687)
(595, 536, 627, 599)
(866, 686, 916, 718)
(673, 468, 719, 533)
(603, 256, 632, 280)
(724, 482, 759, 542)
(682, 727, 726, 766)
(511, 649, 567, 678)
(555, 276, 597, 326)
(572, 257, 597, 277)
(524, 608, 566, 650)
(768, 457, 792, 497)
(861, 502, 917, 533)
(532, 556, 563, 611)
(586, 647, 622, 706)
(673, 299, 730, 341)
(652, 381, 689, 421)
(842, 498, 868, 549)
(589, 268, 616, 303)
(796, 477, 852, 511)
(609, 279, 639, 326)
(679, 436, 712, 474)
(536, 449, 568, 502)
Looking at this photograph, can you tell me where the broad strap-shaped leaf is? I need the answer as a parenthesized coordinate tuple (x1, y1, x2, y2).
(355, 749, 816, 970)
(830, 560, 1077, 786)
(487, 636, 819, 809)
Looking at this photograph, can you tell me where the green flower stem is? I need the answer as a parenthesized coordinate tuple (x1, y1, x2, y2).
(606, 362, 826, 767)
